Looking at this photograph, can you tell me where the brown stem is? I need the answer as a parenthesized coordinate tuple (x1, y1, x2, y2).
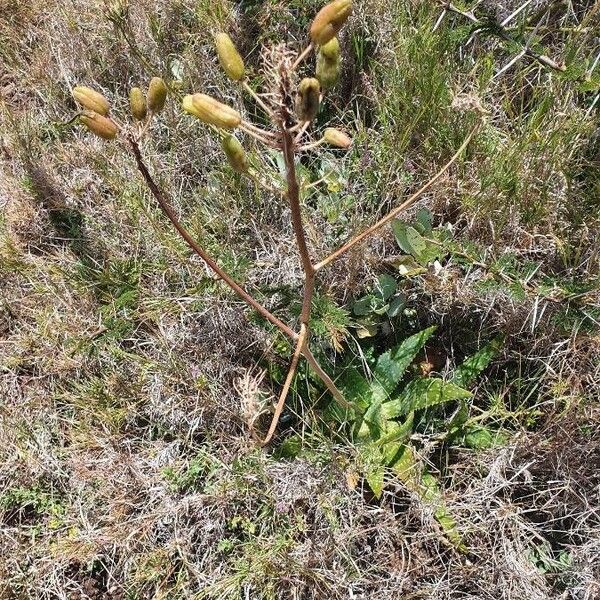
(281, 126, 315, 285)
(127, 136, 297, 341)
(302, 347, 353, 410)
(259, 324, 308, 446)
(315, 125, 479, 270)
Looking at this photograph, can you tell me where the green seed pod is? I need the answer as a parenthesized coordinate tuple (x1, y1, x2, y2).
(320, 36, 340, 61)
(222, 135, 249, 173)
(214, 33, 245, 81)
(296, 78, 321, 122)
(310, 0, 352, 46)
(72, 86, 110, 116)
(182, 94, 242, 129)
(147, 77, 168, 113)
(323, 127, 352, 148)
(129, 87, 147, 121)
(79, 111, 119, 140)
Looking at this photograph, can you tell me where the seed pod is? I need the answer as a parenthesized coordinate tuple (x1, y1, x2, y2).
(316, 38, 341, 90)
(129, 87, 147, 121)
(222, 135, 249, 173)
(79, 111, 119, 140)
(324, 127, 352, 148)
(147, 77, 168, 113)
(182, 94, 241, 129)
(296, 78, 321, 122)
(320, 36, 340, 61)
(214, 33, 245, 81)
(310, 0, 352, 46)
(72, 86, 110, 116)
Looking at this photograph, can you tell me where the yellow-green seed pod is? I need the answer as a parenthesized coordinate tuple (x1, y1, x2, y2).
(316, 57, 340, 90)
(182, 94, 242, 129)
(222, 135, 249, 173)
(147, 77, 168, 113)
(129, 87, 147, 121)
(72, 86, 110, 116)
(323, 127, 352, 148)
(79, 111, 119, 140)
(310, 0, 352, 46)
(296, 78, 321, 122)
(320, 36, 340, 60)
(214, 33, 245, 81)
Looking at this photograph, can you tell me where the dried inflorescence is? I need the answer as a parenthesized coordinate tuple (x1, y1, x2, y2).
(67, 0, 477, 444)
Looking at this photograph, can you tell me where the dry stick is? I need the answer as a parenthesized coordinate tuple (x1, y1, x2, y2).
(258, 123, 352, 441)
(315, 125, 479, 271)
(259, 324, 308, 446)
(242, 81, 278, 121)
(292, 43, 314, 71)
(127, 136, 297, 341)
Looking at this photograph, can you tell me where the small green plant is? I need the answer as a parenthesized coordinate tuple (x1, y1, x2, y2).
(66, 0, 480, 445)
(331, 326, 502, 549)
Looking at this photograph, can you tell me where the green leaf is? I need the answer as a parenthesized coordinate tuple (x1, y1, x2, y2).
(392, 220, 428, 258)
(371, 326, 437, 401)
(415, 207, 433, 235)
(383, 378, 472, 419)
(452, 336, 504, 388)
(392, 220, 439, 265)
(463, 425, 508, 450)
(378, 412, 414, 465)
(339, 367, 373, 408)
(421, 472, 466, 552)
(374, 274, 397, 302)
(387, 295, 405, 317)
(358, 442, 386, 499)
(366, 464, 385, 499)
(391, 444, 420, 488)
(353, 295, 377, 316)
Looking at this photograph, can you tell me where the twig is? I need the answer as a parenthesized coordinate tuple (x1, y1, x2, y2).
(292, 43, 314, 71)
(127, 135, 297, 340)
(242, 81, 278, 121)
(315, 124, 479, 270)
(259, 324, 308, 445)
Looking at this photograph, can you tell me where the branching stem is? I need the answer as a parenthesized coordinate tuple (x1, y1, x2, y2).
(315, 125, 479, 270)
(127, 136, 297, 341)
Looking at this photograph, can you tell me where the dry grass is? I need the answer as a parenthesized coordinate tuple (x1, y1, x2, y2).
(1, 0, 599, 598)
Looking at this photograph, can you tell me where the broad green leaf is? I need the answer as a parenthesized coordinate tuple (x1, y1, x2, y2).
(353, 295, 376, 316)
(366, 464, 385, 499)
(339, 367, 373, 408)
(383, 378, 472, 419)
(452, 336, 504, 388)
(463, 425, 508, 450)
(391, 445, 420, 489)
(392, 220, 428, 258)
(358, 442, 386, 499)
(387, 295, 405, 317)
(374, 274, 397, 302)
(371, 326, 437, 401)
(415, 207, 433, 235)
(392, 220, 439, 265)
(379, 412, 414, 465)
